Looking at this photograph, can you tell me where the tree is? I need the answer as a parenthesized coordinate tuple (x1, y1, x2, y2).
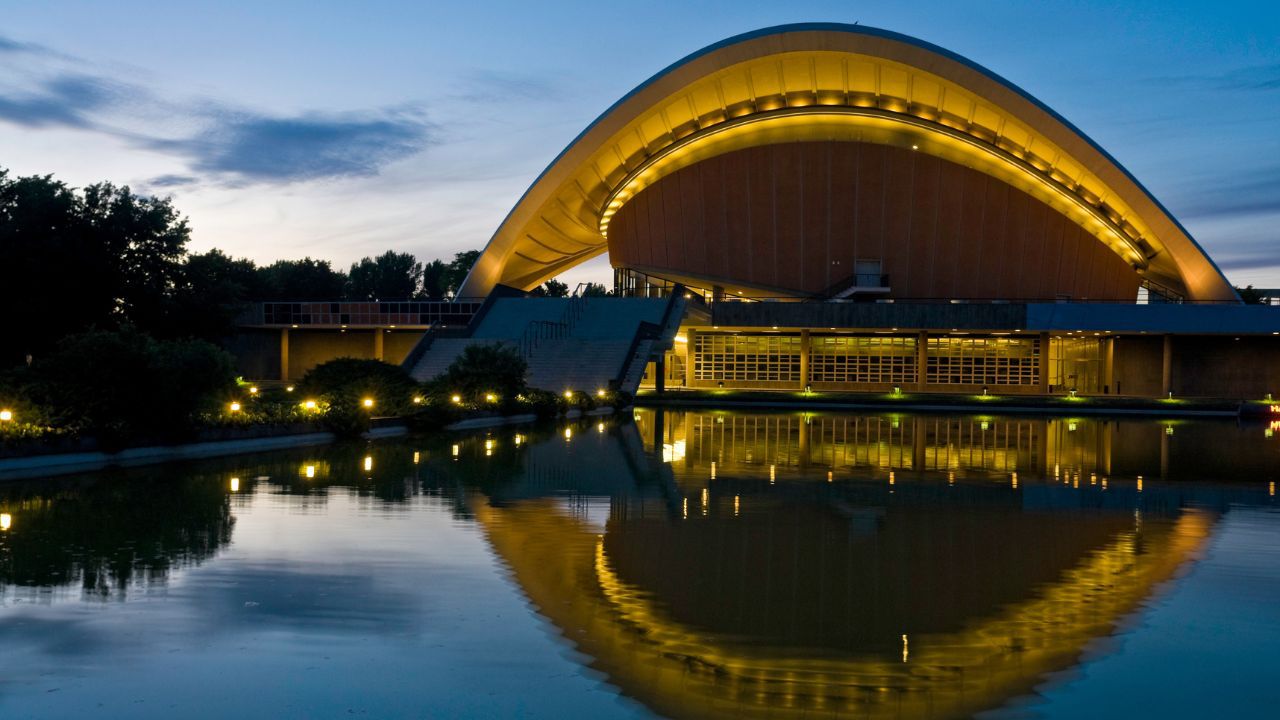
(346, 251, 423, 300)
(421, 259, 449, 299)
(531, 279, 569, 297)
(163, 249, 261, 340)
(581, 282, 610, 297)
(0, 169, 191, 364)
(444, 250, 481, 297)
(425, 343, 527, 403)
(1237, 285, 1267, 305)
(256, 258, 347, 300)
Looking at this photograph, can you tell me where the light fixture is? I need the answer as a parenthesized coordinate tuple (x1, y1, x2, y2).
(451, 394, 462, 404)
(230, 477, 240, 493)
(228, 402, 242, 412)
(485, 393, 497, 402)
(248, 386, 259, 395)
(302, 399, 317, 410)
(596, 389, 606, 398)
(363, 456, 373, 472)
(563, 390, 574, 400)
(413, 396, 424, 404)
(0, 409, 12, 422)
(0, 513, 10, 531)
(362, 397, 375, 408)
(286, 386, 295, 392)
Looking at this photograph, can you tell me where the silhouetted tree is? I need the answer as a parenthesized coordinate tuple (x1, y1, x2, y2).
(531, 279, 569, 297)
(346, 250, 423, 300)
(444, 250, 481, 297)
(162, 249, 261, 340)
(421, 259, 449, 299)
(1237, 285, 1267, 305)
(0, 168, 190, 364)
(581, 282, 610, 297)
(255, 257, 347, 300)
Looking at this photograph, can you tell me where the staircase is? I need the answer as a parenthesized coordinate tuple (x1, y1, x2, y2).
(406, 291, 685, 394)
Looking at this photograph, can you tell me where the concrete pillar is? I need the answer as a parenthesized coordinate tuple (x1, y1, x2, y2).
(279, 328, 290, 382)
(655, 353, 665, 393)
(916, 331, 929, 391)
(684, 328, 697, 388)
(1038, 333, 1051, 395)
(1161, 335, 1173, 396)
(799, 329, 811, 390)
(1103, 337, 1115, 394)
(373, 328, 385, 361)
(912, 415, 926, 472)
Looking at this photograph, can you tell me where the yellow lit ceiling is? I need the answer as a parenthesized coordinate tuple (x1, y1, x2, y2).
(460, 24, 1237, 302)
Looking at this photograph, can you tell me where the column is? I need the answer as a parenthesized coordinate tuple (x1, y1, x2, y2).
(655, 353, 666, 393)
(373, 328, 385, 361)
(279, 328, 290, 382)
(1102, 337, 1115, 394)
(916, 331, 929, 391)
(1038, 332, 1051, 395)
(799, 329, 810, 390)
(1161, 335, 1173, 396)
(684, 328, 697, 388)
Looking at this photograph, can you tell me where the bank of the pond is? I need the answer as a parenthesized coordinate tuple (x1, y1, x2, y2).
(636, 389, 1260, 419)
(0, 407, 619, 481)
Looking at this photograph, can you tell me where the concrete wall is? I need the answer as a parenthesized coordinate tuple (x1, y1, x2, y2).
(1112, 336, 1163, 397)
(1172, 336, 1280, 399)
(225, 328, 425, 382)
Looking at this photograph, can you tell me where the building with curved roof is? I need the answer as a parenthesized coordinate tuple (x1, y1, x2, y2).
(380, 25, 1280, 400)
(461, 23, 1235, 304)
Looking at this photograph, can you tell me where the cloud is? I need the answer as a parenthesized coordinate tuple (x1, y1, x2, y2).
(1174, 165, 1280, 219)
(0, 73, 122, 129)
(0, 32, 434, 185)
(149, 110, 433, 183)
(453, 69, 564, 104)
(1151, 63, 1280, 92)
(147, 173, 199, 188)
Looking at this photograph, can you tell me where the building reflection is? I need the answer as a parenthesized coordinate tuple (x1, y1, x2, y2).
(468, 409, 1278, 719)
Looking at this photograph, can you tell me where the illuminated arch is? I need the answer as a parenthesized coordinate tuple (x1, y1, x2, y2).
(474, 496, 1212, 719)
(460, 24, 1236, 302)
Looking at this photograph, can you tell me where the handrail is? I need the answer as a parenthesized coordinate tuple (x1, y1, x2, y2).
(614, 284, 688, 389)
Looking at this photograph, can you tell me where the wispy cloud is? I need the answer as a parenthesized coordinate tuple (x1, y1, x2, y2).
(452, 68, 564, 104)
(1149, 63, 1280, 92)
(0, 73, 123, 129)
(1175, 165, 1280, 219)
(148, 110, 432, 183)
(0, 34, 434, 186)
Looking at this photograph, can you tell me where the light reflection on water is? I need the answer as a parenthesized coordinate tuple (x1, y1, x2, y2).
(0, 410, 1278, 719)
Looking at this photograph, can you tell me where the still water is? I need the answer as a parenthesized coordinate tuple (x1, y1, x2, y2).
(2, 410, 1279, 719)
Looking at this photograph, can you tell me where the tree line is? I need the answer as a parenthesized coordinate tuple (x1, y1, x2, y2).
(1, 168, 488, 363)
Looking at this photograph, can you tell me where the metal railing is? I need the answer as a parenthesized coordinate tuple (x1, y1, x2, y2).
(244, 299, 487, 327)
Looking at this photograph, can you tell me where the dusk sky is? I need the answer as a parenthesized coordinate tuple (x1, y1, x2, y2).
(3, 1, 1278, 289)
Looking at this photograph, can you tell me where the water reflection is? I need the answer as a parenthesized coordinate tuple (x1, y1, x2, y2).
(0, 411, 1277, 718)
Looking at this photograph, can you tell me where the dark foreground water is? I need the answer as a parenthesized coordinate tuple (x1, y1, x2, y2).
(2, 410, 1279, 719)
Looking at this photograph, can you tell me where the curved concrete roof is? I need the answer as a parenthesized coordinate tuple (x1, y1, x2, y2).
(460, 23, 1237, 302)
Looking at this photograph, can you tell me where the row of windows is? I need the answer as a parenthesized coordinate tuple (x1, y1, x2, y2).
(694, 335, 802, 381)
(925, 337, 1040, 385)
(810, 336, 917, 384)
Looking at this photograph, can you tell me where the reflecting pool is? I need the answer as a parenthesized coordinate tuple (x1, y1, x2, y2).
(2, 410, 1279, 718)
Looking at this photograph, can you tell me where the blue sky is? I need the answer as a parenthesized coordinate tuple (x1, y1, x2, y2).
(2, 0, 1278, 288)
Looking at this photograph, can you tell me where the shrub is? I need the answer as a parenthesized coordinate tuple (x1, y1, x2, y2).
(23, 328, 237, 447)
(297, 358, 419, 416)
(425, 343, 528, 406)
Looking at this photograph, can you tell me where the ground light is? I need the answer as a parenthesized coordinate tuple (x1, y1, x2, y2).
(0, 409, 12, 422)
(412, 396, 423, 404)
(302, 400, 317, 410)
(597, 389, 606, 398)
(564, 390, 574, 400)
(248, 386, 259, 395)
(229, 477, 240, 493)
(0, 513, 10, 531)
(485, 393, 497, 403)
(451, 395, 462, 404)
(228, 402, 242, 413)
(362, 398, 374, 409)
(286, 386, 295, 393)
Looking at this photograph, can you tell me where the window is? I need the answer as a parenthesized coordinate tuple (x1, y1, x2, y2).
(926, 337, 1040, 386)
(694, 334, 801, 382)
(810, 335, 916, 384)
